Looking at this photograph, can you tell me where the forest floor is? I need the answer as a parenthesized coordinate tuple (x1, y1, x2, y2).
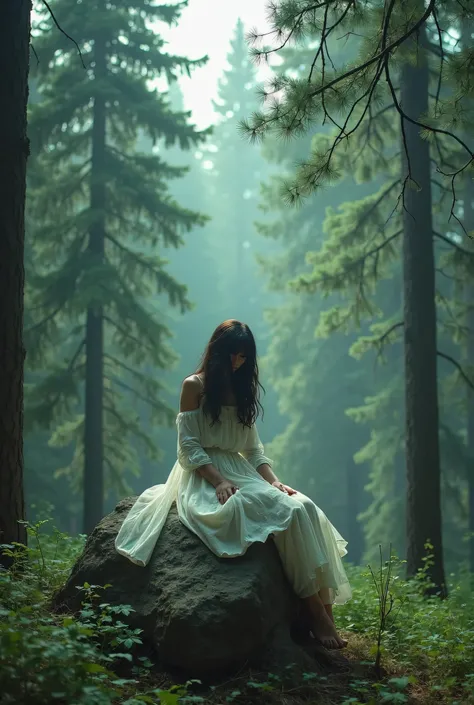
(141, 627, 471, 705)
(0, 524, 473, 705)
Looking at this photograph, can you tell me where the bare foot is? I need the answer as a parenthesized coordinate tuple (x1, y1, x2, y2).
(307, 603, 347, 650)
(322, 603, 348, 647)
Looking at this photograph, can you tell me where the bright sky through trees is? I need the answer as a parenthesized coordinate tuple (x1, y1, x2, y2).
(31, 0, 271, 129)
(158, 0, 270, 128)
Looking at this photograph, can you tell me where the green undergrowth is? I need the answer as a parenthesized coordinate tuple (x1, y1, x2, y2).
(0, 521, 473, 705)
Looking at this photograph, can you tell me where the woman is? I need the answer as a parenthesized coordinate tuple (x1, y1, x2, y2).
(115, 320, 351, 649)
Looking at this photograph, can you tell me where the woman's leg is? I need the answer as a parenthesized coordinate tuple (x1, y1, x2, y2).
(303, 592, 346, 649)
(318, 587, 335, 623)
(272, 497, 347, 649)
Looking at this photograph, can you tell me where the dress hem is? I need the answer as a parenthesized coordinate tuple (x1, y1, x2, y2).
(115, 545, 147, 567)
(178, 514, 351, 603)
(178, 507, 294, 559)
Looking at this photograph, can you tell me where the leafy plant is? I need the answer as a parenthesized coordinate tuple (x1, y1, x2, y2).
(1, 519, 473, 705)
(367, 545, 403, 677)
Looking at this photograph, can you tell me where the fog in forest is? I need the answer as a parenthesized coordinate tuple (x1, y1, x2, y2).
(4, 0, 474, 701)
(22, 0, 473, 578)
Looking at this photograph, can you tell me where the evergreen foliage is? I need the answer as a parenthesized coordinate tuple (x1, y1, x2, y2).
(25, 0, 208, 530)
(246, 0, 474, 587)
(123, 20, 281, 495)
(1, 523, 473, 705)
(120, 81, 217, 496)
(256, 40, 378, 563)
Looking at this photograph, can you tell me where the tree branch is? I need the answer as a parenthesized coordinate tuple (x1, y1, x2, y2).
(103, 404, 130, 428)
(104, 232, 162, 276)
(299, 0, 437, 101)
(374, 321, 404, 356)
(247, 2, 332, 56)
(40, 0, 86, 68)
(247, 0, 472, 218)
(106, 375, 168, 413)
(434, 231, 474, 257)
(28, 338, 85, 419)
(26, 304, 64, 335)
(436, 266, 456, 281)
(299, 230, 401, 291)
(104, 353, 146, 381)
(437, 351, 474, 390)
(103, 314, 155, 355)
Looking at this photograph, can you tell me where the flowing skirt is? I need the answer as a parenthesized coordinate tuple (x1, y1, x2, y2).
(116, 447, 352, 605)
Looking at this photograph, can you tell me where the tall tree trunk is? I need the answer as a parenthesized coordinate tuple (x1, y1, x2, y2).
(393, 452, 407, 558)
(0, 1, 30, 565)
(401, 25, 446, 594)
(83, 36, 106, 534)
(460, 23, 474, 576)
(465, 173, 474, 573)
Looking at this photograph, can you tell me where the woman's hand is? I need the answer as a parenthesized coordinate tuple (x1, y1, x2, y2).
(215, 480, 239, 505)
(272, 480, 297, 496)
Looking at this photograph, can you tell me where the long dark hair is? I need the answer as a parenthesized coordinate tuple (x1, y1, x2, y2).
(196, 320, 264, 427)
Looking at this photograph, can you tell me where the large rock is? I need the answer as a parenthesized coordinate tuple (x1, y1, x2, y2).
(53, 498, 344, 674)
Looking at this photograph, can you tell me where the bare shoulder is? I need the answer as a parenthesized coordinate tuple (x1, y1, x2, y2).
(179, 375, 203, 412)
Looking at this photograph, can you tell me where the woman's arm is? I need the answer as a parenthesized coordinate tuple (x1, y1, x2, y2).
(256, 462, 279, 484)
(179, 375, 202, 412)
(258, 462, 296, 494)
(241, 425, 278, 482)
(179, 377, 227, 490)
(242, 425, 297, 495)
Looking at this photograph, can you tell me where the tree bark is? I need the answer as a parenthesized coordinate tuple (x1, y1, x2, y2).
(83, 35, 106, 534)
(0, 1, 31, 564)
(465, 178, 474, 574)
(401, 27, 446, 594)
(460, 23, 474, 577)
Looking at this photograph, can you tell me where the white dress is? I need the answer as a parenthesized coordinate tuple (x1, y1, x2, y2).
(115, 405, 352, 605)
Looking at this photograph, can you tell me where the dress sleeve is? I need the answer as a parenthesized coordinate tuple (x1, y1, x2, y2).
(177, 411, 212, 472)
(241, 424, 273, 470)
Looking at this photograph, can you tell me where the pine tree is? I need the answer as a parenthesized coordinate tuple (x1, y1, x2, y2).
(26, 0, 208, 532)
(0, 0, 30, 562)
(244, 0, 474, 590)
(121, 81, 217, 496)
(257, 41, 376, 563)
(465, 172, 474, 572)
(400, 15, 443, 588)
(341, 15, 473, 567)
(458, 20, 474, 571)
